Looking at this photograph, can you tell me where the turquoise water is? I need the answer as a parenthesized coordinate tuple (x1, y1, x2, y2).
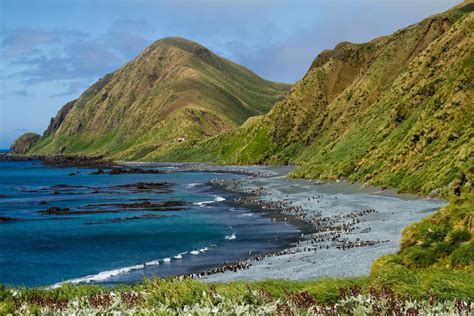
(0, 161, 301, 287)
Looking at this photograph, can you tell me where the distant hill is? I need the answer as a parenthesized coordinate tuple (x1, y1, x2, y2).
(23, 37, 289, 159)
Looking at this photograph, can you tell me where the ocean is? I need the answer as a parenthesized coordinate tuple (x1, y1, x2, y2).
(0, 160, 301, 287)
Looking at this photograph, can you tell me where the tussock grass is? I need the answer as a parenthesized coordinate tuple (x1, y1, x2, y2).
(1, 266, 472, 314)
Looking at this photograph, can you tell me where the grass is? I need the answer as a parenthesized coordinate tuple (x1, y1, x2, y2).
(399, 192, 473, 270)
(1, 265, 472, 314)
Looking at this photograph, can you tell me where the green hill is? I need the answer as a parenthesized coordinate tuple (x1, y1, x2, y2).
(26, 37, 289, 159)
(169, 3, 473, 195)
(162, 2, 474, 269)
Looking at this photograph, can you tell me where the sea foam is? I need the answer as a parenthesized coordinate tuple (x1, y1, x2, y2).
(51, 246, 211, 288)
(225, 233, 237, 240)
(51, 264, 145, 288)
(194, 195, 226, 207)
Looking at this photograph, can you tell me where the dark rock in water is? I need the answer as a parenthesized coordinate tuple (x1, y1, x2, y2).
(86, 214, 166, 225)
(50, 184, 83, 189)
(109, 167, 169, 175)
(0, 216, 18, 223)
(10, 132, 40, 154)
(140, 182, 173, 190)
(39, 200, 48, 205)
(51, 184, 70, 189)
(91, 167, 170, 175)
(17, 188, 39, 193)
(114, 182, 174, 193)
(87, 200, 187, 211)
(92, 168, 105, 175)
(68, 172, 77, 176)
(39, 206, 119, 215)
(40, 207, 72, 215)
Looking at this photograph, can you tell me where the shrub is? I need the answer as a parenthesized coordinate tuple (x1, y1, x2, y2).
(401, 246, 437, 268)
(422, 224, 451, 246)
(0, 285, 9, 301)
(451, 241, 474, 267)
(448, 229, 471, 244)
(432, 241, 455, 257)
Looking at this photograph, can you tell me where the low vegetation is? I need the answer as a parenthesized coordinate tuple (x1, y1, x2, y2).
(1, 265, 473, 314)
(398, 192, 473, 270)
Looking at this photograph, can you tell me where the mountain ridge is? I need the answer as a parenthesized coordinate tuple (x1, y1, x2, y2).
(166, 2, 473, 197)
(24, 37, 290, 159)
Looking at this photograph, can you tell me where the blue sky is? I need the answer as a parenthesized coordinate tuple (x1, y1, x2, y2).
(0, 0, 461, 148)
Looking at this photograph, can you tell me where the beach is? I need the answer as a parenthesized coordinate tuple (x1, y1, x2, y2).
(193, 165, 446, 282)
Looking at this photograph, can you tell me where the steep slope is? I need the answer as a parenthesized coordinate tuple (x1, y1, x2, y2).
(171, 2, 473, 196)
(10, 132, 40, 154)
(163, 2, 474, 269)
(27, 37, 289, 159)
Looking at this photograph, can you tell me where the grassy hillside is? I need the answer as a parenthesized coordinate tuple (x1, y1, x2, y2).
(160, 2, 474, 270)
(27, 37, 289, 159)
(167, 4, 473, 193)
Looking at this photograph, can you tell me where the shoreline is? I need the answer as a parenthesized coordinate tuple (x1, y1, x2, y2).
(101, 163, 445, 283)
(97, 168, 313, 285)
(0, 160, 446, 286)
(32, 164, 308, 288)
(195, 165, 445, 282)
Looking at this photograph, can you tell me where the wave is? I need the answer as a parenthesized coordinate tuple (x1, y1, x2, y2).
(193, 195, 226, 207)
(51, 264, 145, 288)
(225, 233, 236, 240)
(194, 200, 213, 207)
(186, 183, 200, 188)
(146, 259, 160, 266)
(51, 246, 213, 287)
(239, 213, 253, 217)
(174, 252, 187, 259)
(214, 196, 226, 202)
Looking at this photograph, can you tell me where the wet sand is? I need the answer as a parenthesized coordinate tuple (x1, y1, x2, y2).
(198, 165, 445, 282)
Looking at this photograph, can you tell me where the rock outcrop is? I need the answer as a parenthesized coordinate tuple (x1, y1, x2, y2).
(10, 133, 40, 154)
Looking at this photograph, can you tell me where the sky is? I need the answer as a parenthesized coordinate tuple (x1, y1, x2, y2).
(0, 0, 462, 148)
